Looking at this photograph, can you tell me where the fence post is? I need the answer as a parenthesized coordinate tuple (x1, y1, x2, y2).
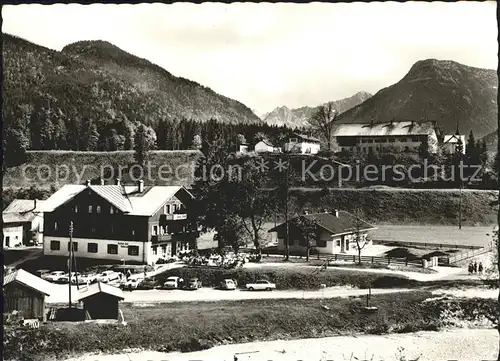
(335, 254, 337, 261)
(388, 257, 391, 265)
(353, 255, 356, 263)
(405, 257, 408, 266)
(317, 253, 320, 260)
(371, 256, 374, 264)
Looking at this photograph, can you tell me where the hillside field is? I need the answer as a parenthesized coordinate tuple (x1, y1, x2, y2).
(283, 188, 498, 226)
(3, 150, 204, 189)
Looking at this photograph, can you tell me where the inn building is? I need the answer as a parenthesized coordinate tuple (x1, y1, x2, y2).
(40, 180, 198, 265)
(332, 120, 441, 154)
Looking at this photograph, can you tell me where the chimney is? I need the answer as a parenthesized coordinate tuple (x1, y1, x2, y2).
(85, 180, 91, 186)
(137, 180, 144, 193)
(100, 178, 105, 185)
(334, 209, 339, 218)
(116, 178, 121, 186)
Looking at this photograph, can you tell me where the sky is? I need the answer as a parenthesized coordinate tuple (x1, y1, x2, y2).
(2, 2, 498, 115)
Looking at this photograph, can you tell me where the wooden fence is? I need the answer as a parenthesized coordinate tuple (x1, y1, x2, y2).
(447, 242, 495, 264)
(372, 239, 483, 250)
(317, 253, 423, 267)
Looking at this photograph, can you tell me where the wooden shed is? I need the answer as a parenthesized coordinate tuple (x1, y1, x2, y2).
(77, 282, 124, 320)
(3, 269, 52, 320)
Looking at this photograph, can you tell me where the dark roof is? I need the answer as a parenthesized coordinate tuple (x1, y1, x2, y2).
(293, 133, 321, 142)
(268, 211, 376, 236)
(3, 269, 52, 296)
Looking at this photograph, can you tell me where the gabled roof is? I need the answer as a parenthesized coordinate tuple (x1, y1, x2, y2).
(256, 139, 274, 147)
(443, 134, 465, 144)
(3, 199, 45, 225)
(332, 121, 437, 137)
(40, 184, 194, 216)
(268, 211, 376, 236)
(4, 199, 45, 213)
(3, 269, 52, 296)
(293, 133, 321, 142)
(77, 282, 124, 301)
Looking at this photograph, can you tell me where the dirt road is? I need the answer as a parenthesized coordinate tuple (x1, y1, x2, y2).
(65, 328, 498, 361)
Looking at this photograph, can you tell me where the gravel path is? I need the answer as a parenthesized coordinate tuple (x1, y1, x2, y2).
(65, 328, 498, 361)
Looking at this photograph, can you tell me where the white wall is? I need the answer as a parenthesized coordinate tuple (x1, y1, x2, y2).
(255, 141, 274, 153)
(43, 236, 150, 263)
(3, 226, 23, 248)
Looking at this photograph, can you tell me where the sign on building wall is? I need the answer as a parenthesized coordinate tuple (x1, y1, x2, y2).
(117, 242, 129, 248)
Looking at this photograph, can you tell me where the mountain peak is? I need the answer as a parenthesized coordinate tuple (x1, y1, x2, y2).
(338, 59, 498, 138)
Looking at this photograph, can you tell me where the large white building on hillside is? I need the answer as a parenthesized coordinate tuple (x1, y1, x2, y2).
(332, 121, 440, 154)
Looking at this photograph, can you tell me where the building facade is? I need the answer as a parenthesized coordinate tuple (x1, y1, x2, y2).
(442, 134, 466, 154)
(254, 140, 280, 153)
(268, 210, 376, 255)
(332, 121, 440, 154)
(3, 199, 45, 246)
(41, 181, 198, 265)
(284, 134, 321, 154)
(3, 224, 23, 248)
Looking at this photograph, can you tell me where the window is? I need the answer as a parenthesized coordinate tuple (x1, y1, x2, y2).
(96, 206, 101, 214)
(107, 244, 118, 254)
(128, 246, 139, 256)
(316, 239, 327, 248)
(336, 240, 341, 247)
(111, 224, 114, 234)
(165, 204, 171, 214)
(131, 229, 135, 236)
(50, 241, 60, 250)
(152, 225, 158, 236)
(74, 205, 78, 213)
(54, 222, 58, 231)
(152, 247, 157, 255)
(161, 246, 166, 254)
(91, 227, 96, 233)
(87, 242, 98, 253)
(88, 205, 93, 213)
(67, 242, 78, 252)
(110, 206, 114, 214)
(173, 204, 178, 212)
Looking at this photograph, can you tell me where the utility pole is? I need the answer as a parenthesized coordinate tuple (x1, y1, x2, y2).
(68, 221, 73, 308)
(459, 176, 463, 230)
(284, 151, 290, 261)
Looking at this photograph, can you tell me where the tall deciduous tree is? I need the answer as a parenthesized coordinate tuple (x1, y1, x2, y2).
(351, 208, 371, 264)
(234, 158, 277, 256)
(192, 136, 245, 253)
(134, 123, 157, 166)
(292, 215, 317, 262)
(308, 102, 338, 152)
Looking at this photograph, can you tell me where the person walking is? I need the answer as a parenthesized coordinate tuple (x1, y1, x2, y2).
(478, 262, 484, 275)
(473, 261, 478, 274)
(468, 262, 473, 275)
(126, 269, 131, 280)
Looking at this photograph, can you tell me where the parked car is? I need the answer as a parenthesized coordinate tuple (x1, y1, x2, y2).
(57, 272, 83, 284)
(72, 273, 97, 285)
(245, 280, 276, 291)
(121, 277, 145, 291)
(36, 269, 51, 278)
(137, 277, 160, 290)
(163, 276, 182, 289)
(96, 271, 120, 283)
(182, 278, 202, 290)
(42, 271, 67, 283)
(219, 279, 237, 290)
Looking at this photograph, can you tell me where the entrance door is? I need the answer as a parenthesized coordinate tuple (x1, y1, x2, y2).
(5, 236, 10, 247)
